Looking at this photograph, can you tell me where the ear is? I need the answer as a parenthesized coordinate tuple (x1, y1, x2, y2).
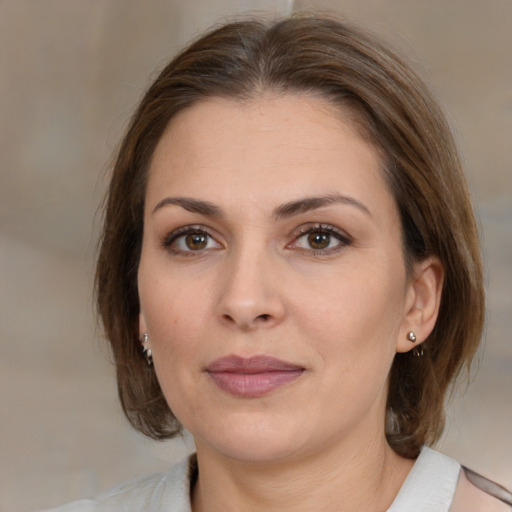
(139, 312, 148, 337)
(396, 256, 444, 353)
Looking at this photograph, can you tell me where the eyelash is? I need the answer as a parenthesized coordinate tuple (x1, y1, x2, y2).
(162, 225, 220, 256)
(161, 223, 352, 257)
(290, 224, 353, 256)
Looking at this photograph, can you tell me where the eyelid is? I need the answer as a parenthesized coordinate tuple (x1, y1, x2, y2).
(161, 222, 352, 256)
(288, 223, 353, 254)
(162, 225, 222, 253)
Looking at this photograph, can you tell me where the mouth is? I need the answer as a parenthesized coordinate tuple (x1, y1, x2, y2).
(205, 355, 305, 398)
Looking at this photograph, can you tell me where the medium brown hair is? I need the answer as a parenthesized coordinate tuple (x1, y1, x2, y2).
(96, 15, 484, 458)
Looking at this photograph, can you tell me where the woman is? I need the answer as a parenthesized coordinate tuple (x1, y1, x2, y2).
(46, 15, 511, 511)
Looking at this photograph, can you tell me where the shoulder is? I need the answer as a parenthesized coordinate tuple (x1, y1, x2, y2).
(389, 447, 512, 512)
(450, 467, 512, 512)
(40, 456, 194, 512)
(389, 447, 461, 511)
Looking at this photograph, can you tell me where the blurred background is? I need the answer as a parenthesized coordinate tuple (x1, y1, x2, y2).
(0, 1, 510, 510)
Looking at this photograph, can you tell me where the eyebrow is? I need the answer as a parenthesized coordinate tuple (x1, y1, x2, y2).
(152, 197, 222, 217)
(272, 194, 371, 220)
(152, 193, 371, 219)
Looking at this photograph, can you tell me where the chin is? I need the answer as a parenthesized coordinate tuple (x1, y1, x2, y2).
(192, 413, 309, 464)
(210, 438, 303, 464)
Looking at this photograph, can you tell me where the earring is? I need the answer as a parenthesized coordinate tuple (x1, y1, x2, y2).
(407, 331, 424, 356)
(140, 333, 153, 365)
(412, 345, 425, 357)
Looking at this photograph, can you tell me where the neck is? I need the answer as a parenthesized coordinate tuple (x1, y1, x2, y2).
(191, 429, 414, 512)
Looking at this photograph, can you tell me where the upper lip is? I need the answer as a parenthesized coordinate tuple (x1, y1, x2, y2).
(206, 355, 304, 373)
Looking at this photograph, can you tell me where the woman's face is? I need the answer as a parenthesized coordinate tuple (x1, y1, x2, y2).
(138, 95, 417, 463)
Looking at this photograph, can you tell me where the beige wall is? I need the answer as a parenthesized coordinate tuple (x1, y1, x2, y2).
(1, 1, 510, 510)
(295, 0, 512, 201)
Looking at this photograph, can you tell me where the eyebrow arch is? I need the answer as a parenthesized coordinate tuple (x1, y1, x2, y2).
(273, 194, 371, 220)
(152, 197, 223, 217)
(152, 193, 371, 220)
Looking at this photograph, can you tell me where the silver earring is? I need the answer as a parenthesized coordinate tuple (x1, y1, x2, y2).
(412, 345, 424, 357)
(140, 333, 153, 365)
(407, 331, 423, 356)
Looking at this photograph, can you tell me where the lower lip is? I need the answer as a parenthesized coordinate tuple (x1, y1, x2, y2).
(208, 370, 304, 397)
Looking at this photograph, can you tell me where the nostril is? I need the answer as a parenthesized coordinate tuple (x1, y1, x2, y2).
(257, 314, 271, 321)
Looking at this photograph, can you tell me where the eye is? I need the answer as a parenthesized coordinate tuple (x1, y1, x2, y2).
(291, 225, 351, 254)
(303, 231, 333, 250)
(163, 227, 221, 254)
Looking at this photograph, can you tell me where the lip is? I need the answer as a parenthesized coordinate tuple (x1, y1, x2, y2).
(206, 355, 305, 398)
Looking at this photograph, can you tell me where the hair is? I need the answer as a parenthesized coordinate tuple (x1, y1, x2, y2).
(95, 14, 484, 459)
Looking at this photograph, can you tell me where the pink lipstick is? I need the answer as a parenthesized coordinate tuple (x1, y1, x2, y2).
(206, 355, 304, 398)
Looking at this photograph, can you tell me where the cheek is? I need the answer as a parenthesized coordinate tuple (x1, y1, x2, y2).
(139, 280, 208, 420)
(298, 272, 404, 422)
(138, 266, 218, 369)
(295, 263, 406, 339)
(142, 294, 201, 354)
(291, 263, 406, 388)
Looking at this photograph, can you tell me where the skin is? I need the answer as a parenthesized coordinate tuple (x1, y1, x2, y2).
(451, 472, 511, 512)
(138, 94, 444, 511)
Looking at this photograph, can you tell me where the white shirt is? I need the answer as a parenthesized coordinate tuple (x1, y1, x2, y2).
(42, 447, 505, 512)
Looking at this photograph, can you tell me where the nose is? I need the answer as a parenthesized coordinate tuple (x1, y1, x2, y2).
(216, 246, 286, 331)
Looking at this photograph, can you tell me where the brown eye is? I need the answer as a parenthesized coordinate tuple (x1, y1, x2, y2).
(165, 228, 222, 253)
(307, 232, 330, 250)
(292, 225, 351, 254)
(185, 232, 208, 250)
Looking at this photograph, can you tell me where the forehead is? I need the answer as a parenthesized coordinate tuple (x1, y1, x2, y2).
(147, 94, 395, 219)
